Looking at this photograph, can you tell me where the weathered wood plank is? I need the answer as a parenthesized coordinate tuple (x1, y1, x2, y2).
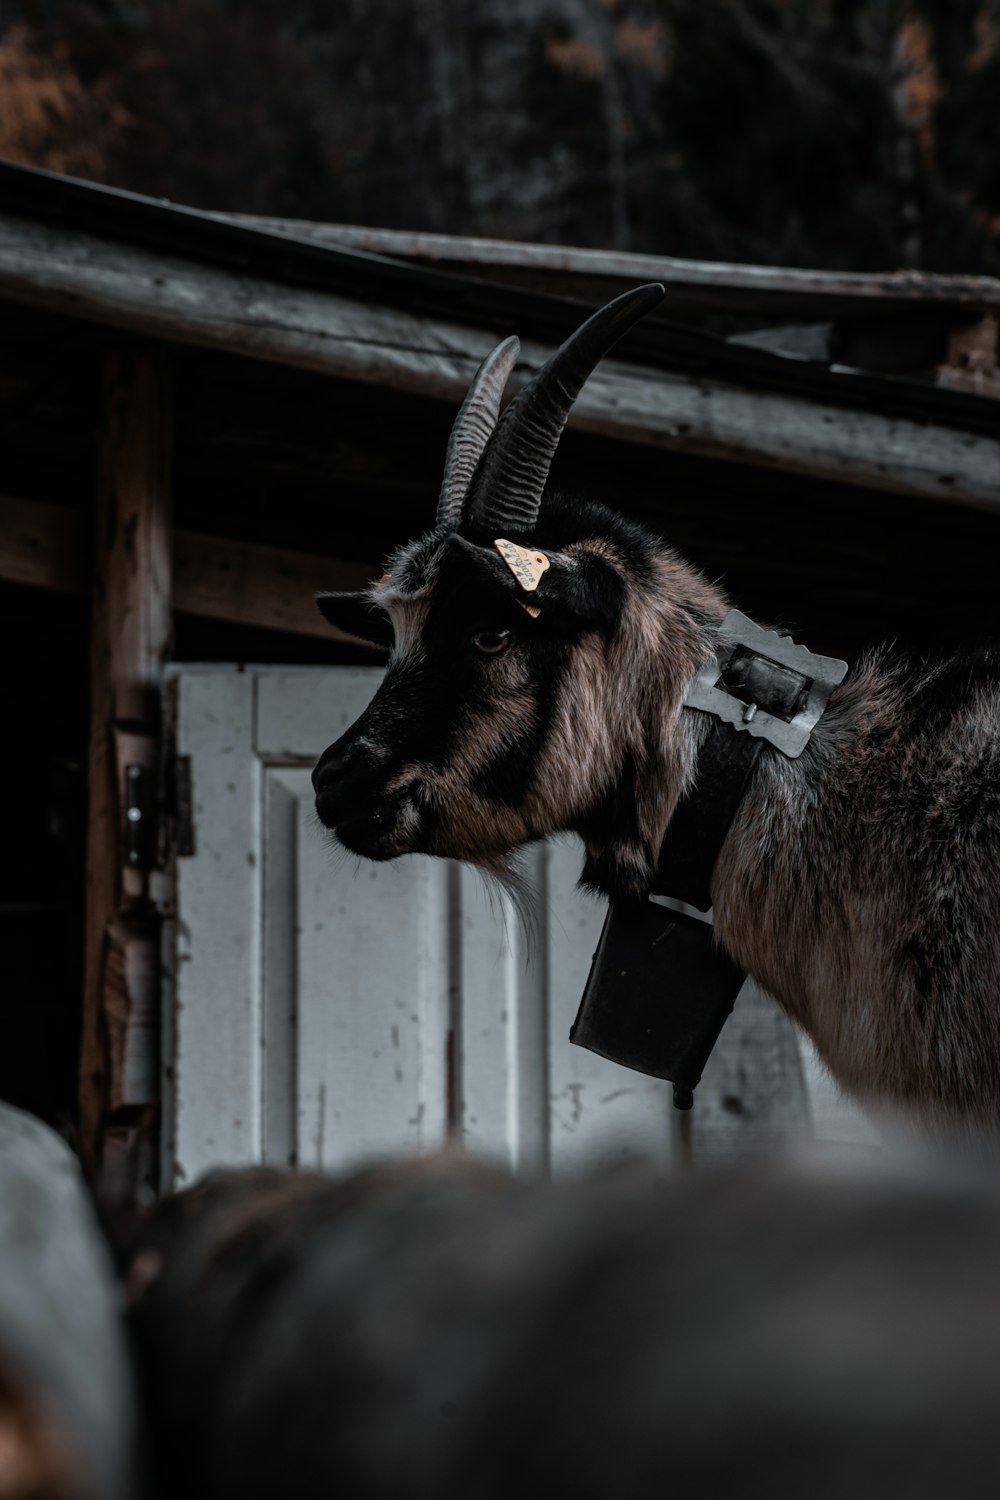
(295, 795, 453, 1171)
(168, 670, 261, 1186)
(457, 852, 550, 1173)
(0, 494, 86, 591)
(569, 361, 1000, 509)
(80, 350, 172, 1170)
(0, 494, 377, 641)
(224, 215, 1000, 319)
(1, 216, 998, 507)
(0, 212, 480, 399)
(173, 529, 374, 638)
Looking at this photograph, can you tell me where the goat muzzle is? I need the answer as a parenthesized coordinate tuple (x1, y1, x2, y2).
(314, 740, 425, 859)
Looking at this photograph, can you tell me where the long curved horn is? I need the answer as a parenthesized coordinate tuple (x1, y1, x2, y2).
(436, 335, 521, 530)
(463, 283, 665, 537)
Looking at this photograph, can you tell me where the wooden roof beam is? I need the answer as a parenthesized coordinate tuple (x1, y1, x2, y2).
(223, 216, 1000, 322)
(0, 215, 997, 510)
(0, 493, 376, 641)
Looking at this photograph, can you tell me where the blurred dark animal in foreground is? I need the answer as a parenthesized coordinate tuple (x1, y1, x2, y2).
(314, 285, 1000, 1128)
(130, 1150, 1000, 1500)
(0, 1104, 138, 1500)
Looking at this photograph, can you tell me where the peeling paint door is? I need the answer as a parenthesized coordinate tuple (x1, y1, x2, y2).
(163, 666, 684, 1189)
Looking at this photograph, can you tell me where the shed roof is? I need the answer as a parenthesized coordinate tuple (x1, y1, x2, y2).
(0, 158, 997, 520)
(227, 216, 1000, 322)
(2, 158, 1000, 663)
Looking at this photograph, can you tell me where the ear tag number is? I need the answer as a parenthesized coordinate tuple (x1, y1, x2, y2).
(494, 538, 551, 593)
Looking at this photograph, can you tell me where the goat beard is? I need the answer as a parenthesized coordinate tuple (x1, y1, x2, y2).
(578, 841, 660, 902)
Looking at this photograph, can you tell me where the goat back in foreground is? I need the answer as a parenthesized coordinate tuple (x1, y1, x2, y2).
(131, 1153, 1000, 1500)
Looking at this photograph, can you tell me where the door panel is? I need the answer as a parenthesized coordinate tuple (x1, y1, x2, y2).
(294, 801, 452, 1170)
(167, 669, 262, 1183)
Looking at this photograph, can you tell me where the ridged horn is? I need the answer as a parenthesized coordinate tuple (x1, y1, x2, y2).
(462, 283, 665, 536)
(436, 335, 521, 530)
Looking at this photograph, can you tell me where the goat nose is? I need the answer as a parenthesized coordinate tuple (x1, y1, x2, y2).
(312, 749, 354, 796)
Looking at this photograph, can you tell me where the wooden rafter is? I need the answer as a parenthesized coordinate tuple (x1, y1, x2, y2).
(0, 494, 376, 642)
(225, 215, 1000, 321)
(0, 216, 997, 509)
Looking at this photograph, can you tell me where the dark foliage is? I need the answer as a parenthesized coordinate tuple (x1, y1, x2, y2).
(1, 2, 997, 270)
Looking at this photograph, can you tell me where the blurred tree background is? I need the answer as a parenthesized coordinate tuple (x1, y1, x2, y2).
(0, 0, 997, 273)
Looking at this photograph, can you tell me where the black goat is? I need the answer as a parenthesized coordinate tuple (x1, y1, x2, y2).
(314, 285, 1000, 1125)
(131, 1152, 1000, 1500)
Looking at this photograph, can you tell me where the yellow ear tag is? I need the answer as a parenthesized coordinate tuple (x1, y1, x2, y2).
(493, 538, 550, 595)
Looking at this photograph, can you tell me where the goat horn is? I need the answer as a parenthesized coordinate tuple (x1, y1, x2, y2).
(462, 283, 666, 537)
(436, 336, 521, 530)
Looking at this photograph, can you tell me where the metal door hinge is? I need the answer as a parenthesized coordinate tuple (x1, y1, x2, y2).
(124, 763, 155, 869)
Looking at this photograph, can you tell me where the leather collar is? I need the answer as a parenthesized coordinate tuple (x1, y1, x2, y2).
(655, 616, 847, 909)
(570, 619, 848, 1109)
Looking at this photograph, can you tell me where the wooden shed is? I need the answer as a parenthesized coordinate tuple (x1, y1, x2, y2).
(1, 158, 998, 1192)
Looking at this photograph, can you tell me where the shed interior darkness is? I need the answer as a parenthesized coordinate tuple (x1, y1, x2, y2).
(0, 582, 86, 1129)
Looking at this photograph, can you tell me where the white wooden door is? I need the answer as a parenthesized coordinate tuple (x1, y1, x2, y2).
(163, 666, 688, 1189)
(163, 666, 874, 1190)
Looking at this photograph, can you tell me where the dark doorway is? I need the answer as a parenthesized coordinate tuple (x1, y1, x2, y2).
(0, 581, 88, 1133)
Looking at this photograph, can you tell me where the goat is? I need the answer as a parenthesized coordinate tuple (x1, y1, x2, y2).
(313, 284, 1000, 1128)
(132, 1152, 1000, 1500)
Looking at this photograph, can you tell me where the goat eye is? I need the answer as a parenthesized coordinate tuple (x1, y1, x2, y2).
(472, 629, 512, 656)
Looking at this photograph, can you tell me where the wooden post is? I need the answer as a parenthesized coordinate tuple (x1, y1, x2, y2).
(79, 350, 173, 1181)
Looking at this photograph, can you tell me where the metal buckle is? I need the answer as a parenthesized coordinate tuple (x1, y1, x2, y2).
(684, 609, 848, 758)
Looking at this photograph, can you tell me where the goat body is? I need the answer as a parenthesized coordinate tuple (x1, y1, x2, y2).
(314, 286, 1000, 1127)
(133, 1153, 1000, 1500)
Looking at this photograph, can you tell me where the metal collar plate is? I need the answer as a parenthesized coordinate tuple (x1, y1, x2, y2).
(684, 610, 848, 758)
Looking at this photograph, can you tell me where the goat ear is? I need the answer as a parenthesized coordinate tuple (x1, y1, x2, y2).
(443, 534, 523, 595)
(315, 593, 393, 650)
(536, 552, 627, 635)
(444, 536, 625, 634)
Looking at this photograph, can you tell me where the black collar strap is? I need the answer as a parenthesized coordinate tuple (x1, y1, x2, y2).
(653, 726, 763, 911)
(655, 613, 848, 910)
(570, 614, 847, 1108)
